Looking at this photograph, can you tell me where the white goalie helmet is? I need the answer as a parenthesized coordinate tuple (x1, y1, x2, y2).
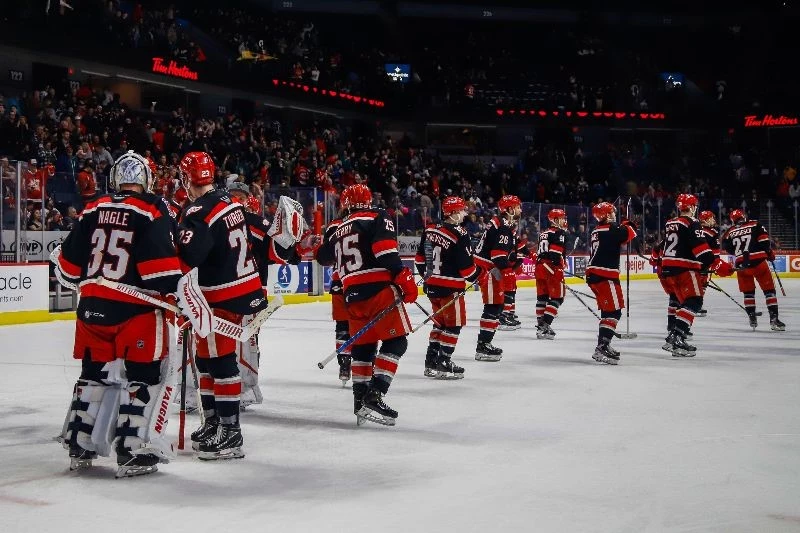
(110, 150, 154, 192)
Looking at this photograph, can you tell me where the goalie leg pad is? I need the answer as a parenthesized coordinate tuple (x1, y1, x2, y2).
(238, 328, 262, 408)
(61, 379, 119, 457)
(116, 361, 175, 463)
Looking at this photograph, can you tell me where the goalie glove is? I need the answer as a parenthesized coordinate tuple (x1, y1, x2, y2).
(175, 268, 214, 338)
(267, 195, 307, 249)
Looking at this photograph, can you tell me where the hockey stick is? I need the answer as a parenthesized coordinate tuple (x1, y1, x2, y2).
(625, 197, 633, 338)
(414, 301, 442, 327)
(706, 279, 763, 316)
(92, 278, 282, 341)
(565, 283, 637, 339)
(177, 326, 189, 451)
(317, 296, 404, 369)
(770, 260, 787, 296)
(409, 285, 475, 334)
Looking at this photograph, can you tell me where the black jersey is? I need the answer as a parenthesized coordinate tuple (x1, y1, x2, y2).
(177, 189, 267, 315)
(701, 227, 721, 259)
(316, 208, 403, 303)
(720, 220, 771, 267)
(536, 227, 568, 267)
(586, 222, 636, 281)
(474, 216, 515, 272)
(661, 215, 713, 276)
(316, 217, 344, 296)
(56, 191, 182, 325)
(414, 222, 479, 297)
(510, 237, 528, 271)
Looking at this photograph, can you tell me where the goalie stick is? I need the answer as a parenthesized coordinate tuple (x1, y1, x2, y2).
(93, 277, 283, 341)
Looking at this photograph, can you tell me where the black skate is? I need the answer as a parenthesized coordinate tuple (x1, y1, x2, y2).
(338, 354, 352, 387)
(434, 356, 465, 380)
(498, 313, 521, 331)
(748, 313, 758, 330)
(198, 424, 245, 460)
(115, 442, 159, 478)
(770, 316, 786, 332)
(190, 416, 219, 451)
(536, 323, 556, 340)
(424, 346, 439, 378)
(356, 389, 397, 426)
(475, 341, 503, 362)
(666, 331, 696, 358)
(68, 444, 97, 471)
(592, 343, 620, 365)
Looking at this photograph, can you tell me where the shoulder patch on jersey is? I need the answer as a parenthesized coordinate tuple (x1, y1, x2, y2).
(454, 225, 468, 236)
(185, 205, 202, 216)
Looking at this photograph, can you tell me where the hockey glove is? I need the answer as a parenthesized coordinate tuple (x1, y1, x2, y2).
(711, 258, 735, 277)
(621, 218, 638, 231)
(393, 267, 418, 303)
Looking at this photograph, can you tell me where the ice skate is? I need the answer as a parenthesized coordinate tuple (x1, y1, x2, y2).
(592, 343, 620, 365)
(434, 356, 465, 379)
(424, 346, 439, 377)
(338, 354, 352, 386)
(190, 416, 219, 451)
(240, 385, 263, 411)
(770, 316, 786, 332)
(666, 331, 696, 357)
(475, 341, 503, 362)
(536, 323, 556, 340)
(68, 445, 97, 471)
(498, 313, 521, 331)
(115, 441, 159, 478)
(356, 389, 397, 426)
(198, 424, 245, 460)
(748, 313, 758, 330)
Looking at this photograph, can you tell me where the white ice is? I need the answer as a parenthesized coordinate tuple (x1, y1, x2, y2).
(1, 278, 799, 533)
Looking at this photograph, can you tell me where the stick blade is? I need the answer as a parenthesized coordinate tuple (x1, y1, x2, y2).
(617, 333, 638, 339)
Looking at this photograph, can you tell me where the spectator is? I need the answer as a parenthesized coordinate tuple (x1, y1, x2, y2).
(77, 161, 98, 204)
(27, 208, 43, 231)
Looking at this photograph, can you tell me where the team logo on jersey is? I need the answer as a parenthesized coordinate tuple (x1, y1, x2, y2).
(185, 205, 202, 216)
(789, 256, 800, 272)
(250, 297, 264, 308)
(137, 340, 145, 349)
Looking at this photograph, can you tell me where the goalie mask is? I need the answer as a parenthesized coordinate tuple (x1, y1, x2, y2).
(110, 150, 154, 192)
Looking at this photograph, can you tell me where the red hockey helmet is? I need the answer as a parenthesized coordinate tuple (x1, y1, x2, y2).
(246, 195, 262, 215)
(591, 202, 615, 222)
(729, 208, 747, 224)
(344, 184, 372, 210)
(442, 196, 467, 217)
(698, 210, 716, 226)
(179, 151, 215, 188)
(498, 195, 521, 211)
(675, 193, 698, 212)
(548, 208, 567, 223)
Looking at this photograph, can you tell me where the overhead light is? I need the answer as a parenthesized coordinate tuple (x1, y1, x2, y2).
(117, 74, 185, 89)
(81, 70, 110, 78)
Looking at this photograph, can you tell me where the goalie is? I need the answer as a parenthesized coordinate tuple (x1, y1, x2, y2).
(51, 150, 183, 477)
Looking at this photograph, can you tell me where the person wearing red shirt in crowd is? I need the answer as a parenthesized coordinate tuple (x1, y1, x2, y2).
(24, 159, 54, 206)
(77, 161, 98, 204)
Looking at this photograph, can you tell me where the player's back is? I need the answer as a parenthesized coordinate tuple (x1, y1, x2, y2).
(178, 189, 266, 315)
(474, 216, 512, 271)
(537, 227, 567, 265)
(661, 216, 708, 274)
(722, 221, 769, 265)
(333, 208, 401, 302)
(421, 222, 477, 295)
(587, 223, 633, 278)
(60, 191, 182, 325)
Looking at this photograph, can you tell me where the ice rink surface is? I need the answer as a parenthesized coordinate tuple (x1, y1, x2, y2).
(0, 278, 798, 533)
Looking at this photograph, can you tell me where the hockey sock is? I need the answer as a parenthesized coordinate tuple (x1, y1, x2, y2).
(598, 310, 621, 343)
(195, 357, 216, 418)
(438, 326, 462, 357)
(206, 354, 241, 426)
(542, 298, 563, 326)
(503, 291, 515, 315)
(351, 343, 377, 389)
(371, 336, 406, 394)
(335, 320, 351, 355)
(535, 296, 547, 323)
(478, 304, 503, 343)
(427, 326, 442, 362)
(667, 295, 678, 331)
(675, 296, 701, 334)
(764, 290, 778, 317)
(743, 292, 756, 315)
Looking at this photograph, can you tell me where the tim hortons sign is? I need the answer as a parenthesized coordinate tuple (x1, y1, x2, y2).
(743, 114, 800, 128)
(151, 57, 199, 81)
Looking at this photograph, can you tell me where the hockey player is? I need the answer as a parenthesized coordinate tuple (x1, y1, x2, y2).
(316, 187, 354, 386)
(721, 209, 785, 331)
(53, 150, 182, 477)
(697, 210, 722, 316)
(473, 194, 521, 361)
(660, 194, 720, 356)
(585, 202, 636, 364)
(316, 184, 417, 426)
(534, 208, 569, 339)
(415, 196, 481, 379)
(226, 182, 303, 407)
(499, 235, 526, 330)
(177, 151, 268, 459)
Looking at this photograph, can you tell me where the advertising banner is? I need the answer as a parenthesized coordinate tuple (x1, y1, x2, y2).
(0, 264, 49, 312)
(1, 230, 67, 262)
